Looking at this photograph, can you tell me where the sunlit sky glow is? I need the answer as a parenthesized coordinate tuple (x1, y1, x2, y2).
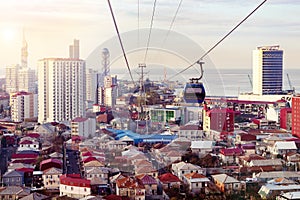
(0, 0, 299, 74)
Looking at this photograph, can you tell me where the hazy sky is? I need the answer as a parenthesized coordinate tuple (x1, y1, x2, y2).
(0, 0, 299, 75)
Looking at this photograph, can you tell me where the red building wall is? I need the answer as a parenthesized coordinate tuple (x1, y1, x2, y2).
(280, 107, 292, 130)
(209, 108, 235, 132)
(292, 96, 300, 137)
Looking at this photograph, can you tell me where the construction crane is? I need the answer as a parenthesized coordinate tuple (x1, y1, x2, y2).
(286, 73, 295, 93)
(248, 74, 253, 87)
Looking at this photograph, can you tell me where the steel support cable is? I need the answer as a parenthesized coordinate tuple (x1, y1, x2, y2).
(162, 0, 183, 45)
(168, 0, 268, 80)
(137, 0, 140, 47)
(143, 0, 157, 63)
(107, 0, 135, 85)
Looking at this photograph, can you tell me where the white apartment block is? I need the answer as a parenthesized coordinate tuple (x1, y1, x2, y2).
(71, 117, 96, 138)
(5, 64, 20, 93)
(103, 75, 117, 108)
(38, 58, 86, 123)
(18, 67, 36, 93)
(60, 175, 91, 199)
(86, 68, 102, 104)
(10, 91, 37, 122)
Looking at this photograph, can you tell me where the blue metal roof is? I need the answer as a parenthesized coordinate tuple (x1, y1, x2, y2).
(106, 128, 177, 144)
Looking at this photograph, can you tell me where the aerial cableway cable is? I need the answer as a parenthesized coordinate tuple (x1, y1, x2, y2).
(162, 0, 183, 45)
(169, 0, 268, 80)
(107, 0, 135, 85)
(143, 0, 157, 63)
(137, 0, 140, 47)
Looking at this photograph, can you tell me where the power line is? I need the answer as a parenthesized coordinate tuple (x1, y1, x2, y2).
(107, 0, 135, 85)
(168, 0, 268, 80)
(143, 0, 157, 63)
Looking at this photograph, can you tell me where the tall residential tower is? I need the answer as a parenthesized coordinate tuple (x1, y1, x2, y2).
(252, 45, 283, 95)
(38, 40, 86, 123)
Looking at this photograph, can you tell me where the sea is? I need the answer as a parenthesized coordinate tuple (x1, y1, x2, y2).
(113, 67, 300, 97)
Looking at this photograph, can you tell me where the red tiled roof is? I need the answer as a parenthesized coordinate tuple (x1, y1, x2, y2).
(72, 135, 82, 141)
(220, 148, 244, 156)
(104, 194, 130, 200)
(82, 151, 93, 157)
(60, 174, 90, 187)
(11, 153, 38, 159)
(116, 177, 145, 189)
(11, 91, 31, 97)
(40, 158, 62, 166)
(72, 117, 88, 123)
(239, 133, 256, 141)
(19, 140, 33, 145)
(26, 133, 40, 138)
(184, 172, 207, 179)
(83, 156, 98, 163)
(241, 143, 256, 150)
(158, 173, 181, 184)
(243, 154, 266, 162)
(136, 174, 157, 185)
(11, 159, 37, 164)
(16, 168, 34, 173)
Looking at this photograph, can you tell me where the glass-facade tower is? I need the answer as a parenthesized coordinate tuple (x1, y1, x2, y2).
(252, 45, 283, 95)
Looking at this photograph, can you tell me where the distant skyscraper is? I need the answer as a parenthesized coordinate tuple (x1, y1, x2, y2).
(21, 30, 28, 68)
(102, 75, 117, 108)
(38, 42, 86, 123)
(102, 48, 110, 76)
(69, 39, 80, 59)
(18, 68, 36, 93)
(86, 68, 102, 103)
(5, 64, 20, 93)
(252, 45, 283, 95)
(5, 32, 36, 95)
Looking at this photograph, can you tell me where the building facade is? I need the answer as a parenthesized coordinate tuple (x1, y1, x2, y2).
(292, 96, 300, 137)
(101, 75, 117, 107)
(252, 45, 283, 95)
(71, 117, 96, 138)
(38, 40, 86, 123)
(38, 58, 86, 122)
(10, 91, 37, 122)
(59, 174, 91, 199)
(18, 68, 36, 93)
(5, 64, 20, 93)
(280, 107, 292, 131)
(86, 68, 101, 104)
(208, 108, 235, 132)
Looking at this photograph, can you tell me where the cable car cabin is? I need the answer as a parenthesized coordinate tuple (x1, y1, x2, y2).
(183, 82, 206, 104)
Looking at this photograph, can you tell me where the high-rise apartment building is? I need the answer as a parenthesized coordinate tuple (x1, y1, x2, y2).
(5, 32, 36, 94)
(86, 69, 103, 104)
(5, 64, 20, 93)
(102, 75, 117, 108)
(10, 91, 37, 122)
(38, 57, 86, 123)
(252, 45, 283, 95)
(69, 39, 80, 59)
(18, 68, 36, 93)
(21, 31, 28, 68)
(38, 40, 86, 123)
(292, 96, 300, 137)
